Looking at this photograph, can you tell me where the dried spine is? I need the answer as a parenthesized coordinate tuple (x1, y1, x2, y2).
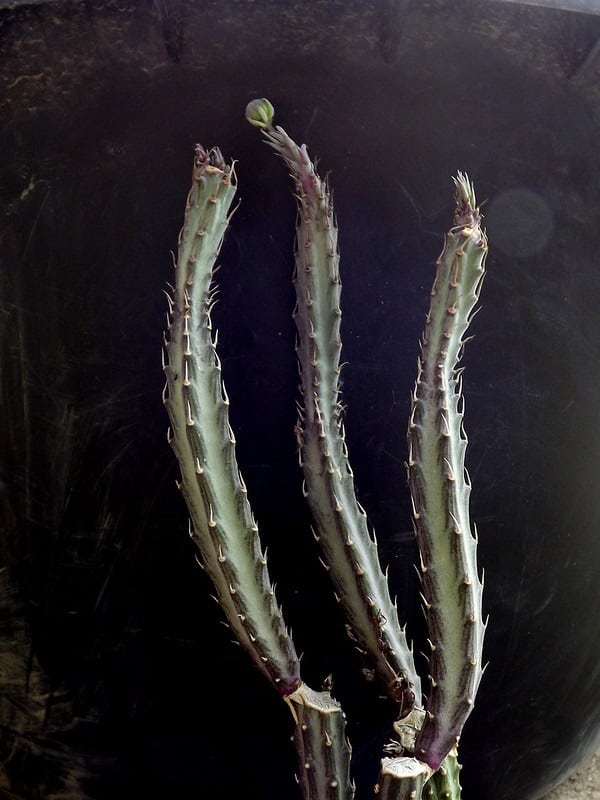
(407, 174, 487, 770)
(247, 99, 420, 715)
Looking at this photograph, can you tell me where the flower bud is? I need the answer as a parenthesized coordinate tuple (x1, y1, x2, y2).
(245, 98, 275, 129)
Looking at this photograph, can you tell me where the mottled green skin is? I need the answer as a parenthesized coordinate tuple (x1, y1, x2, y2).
(251, 108, 421, 717)
(407, 175, 487, 770)
(163, 146, 300, 694)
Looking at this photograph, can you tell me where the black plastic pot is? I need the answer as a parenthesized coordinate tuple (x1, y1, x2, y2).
(1, 2, 599, 799)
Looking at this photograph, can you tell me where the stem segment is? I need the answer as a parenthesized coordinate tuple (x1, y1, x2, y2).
(407, 174, 487, 770)
(247, 98, 421, 718)
(163, 144, 354, 800)
(163, 145, 300, 694)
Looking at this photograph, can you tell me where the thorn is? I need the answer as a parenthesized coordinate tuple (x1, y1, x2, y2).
(443, 457, 455, 481)
(222, 383, 230, 406)
(227, 423, 236, 444)
(420, 592, 432, 610)
(449, 511, 462, 535)
(410, 494, 421, 521)
(356, 500, 368, 518)
(208, 505, 217, 528)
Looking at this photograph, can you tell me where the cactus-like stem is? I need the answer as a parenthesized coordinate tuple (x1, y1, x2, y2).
(163, 144, 354, 800)
(407, 174, 487, 770)
(421, 748, 462, 800)
(163, 145, 300, 695)
(287, 684, 354, 800)
(246, 99, 421, 716)
(376, 757, 433, 800)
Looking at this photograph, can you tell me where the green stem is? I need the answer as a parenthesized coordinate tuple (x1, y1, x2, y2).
(163, 144, 353, 799)
(163, 145, 299, 693)
(287, 684, 354, 800)
(376, 757, 433, 800)
(422, 748, 462, 800)
(407, 174, 487, 770)
(247, 97, 421, 718)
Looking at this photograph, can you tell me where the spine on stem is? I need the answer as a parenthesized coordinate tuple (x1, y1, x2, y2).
(246, 99, 421, 718)
(407, 174, 487, 770)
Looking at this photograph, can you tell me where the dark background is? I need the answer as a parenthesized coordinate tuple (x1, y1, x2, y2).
(1, 1, 600, 799)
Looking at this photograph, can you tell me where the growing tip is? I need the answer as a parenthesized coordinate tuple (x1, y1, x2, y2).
(194, 144, 226, 171)
(246, 97, 275, 129)
(452, 172, 481, 230)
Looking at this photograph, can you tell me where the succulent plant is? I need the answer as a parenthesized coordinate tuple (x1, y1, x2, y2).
(163, 101, 487, 799)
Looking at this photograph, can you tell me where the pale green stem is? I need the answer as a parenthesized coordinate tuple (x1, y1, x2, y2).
(163, 144, 353, 799)
(247, 97, 421, 718)
(407, 174, 487, 770)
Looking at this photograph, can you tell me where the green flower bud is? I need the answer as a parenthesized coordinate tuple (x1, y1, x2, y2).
(245, 98, 275, 129)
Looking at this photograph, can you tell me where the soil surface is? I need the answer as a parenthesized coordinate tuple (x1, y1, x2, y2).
(543, 752, 600, 800)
